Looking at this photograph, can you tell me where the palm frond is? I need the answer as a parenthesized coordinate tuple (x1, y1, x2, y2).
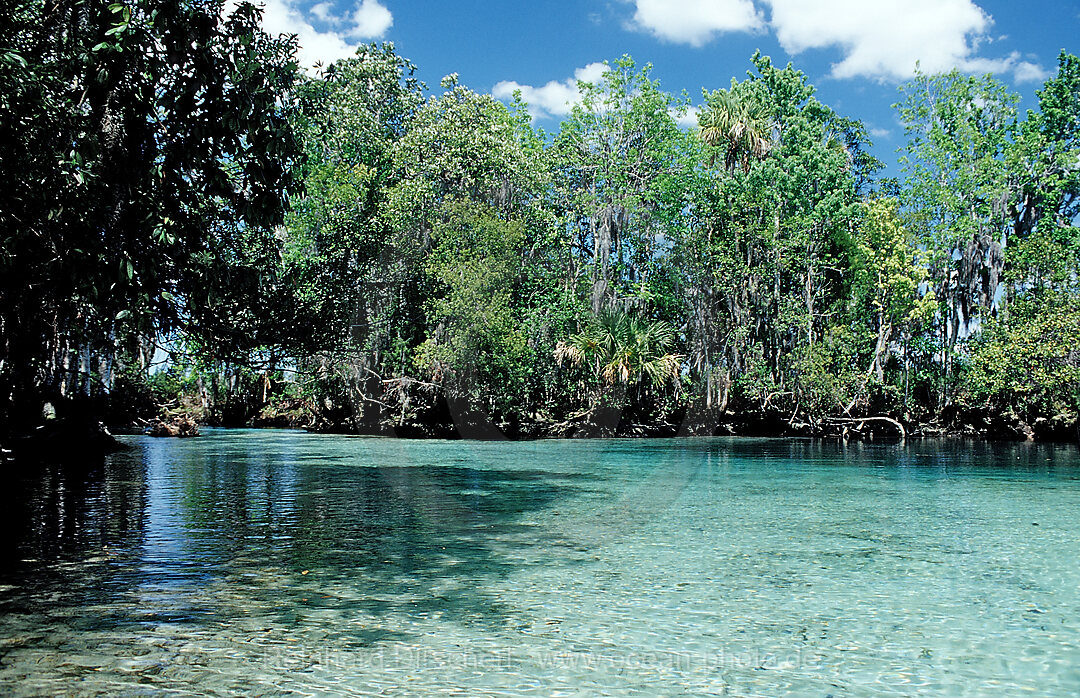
(556, 309, 683, 387)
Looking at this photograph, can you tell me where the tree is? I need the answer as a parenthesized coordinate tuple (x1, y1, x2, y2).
(842, 199, 936, 413)
(672, 53, 869, 426)
(278, 43, 426, 427)
(963, 293, 1080, 437)
(555, 308, 682, 388)
(0, 0, 303, 435)
(896, 70, 1017, 405)
(414, 201, 529, 422)
(550, 57, 688, 313)
(698, 87, 771, 172)
(285, 42, 424, 346)
(297, 74, 551, 432)
(1007, 51, 1080, 296)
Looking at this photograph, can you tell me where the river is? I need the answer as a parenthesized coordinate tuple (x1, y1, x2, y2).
(1, 430, 1078, 695)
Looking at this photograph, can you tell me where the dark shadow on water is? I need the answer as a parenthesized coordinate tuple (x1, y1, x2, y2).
(0, 434, 594, 651)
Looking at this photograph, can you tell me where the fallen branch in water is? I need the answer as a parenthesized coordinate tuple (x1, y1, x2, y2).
(825, 415, 906, 440)
(381, 377, 441, 392)
(542, 408, 600, 434)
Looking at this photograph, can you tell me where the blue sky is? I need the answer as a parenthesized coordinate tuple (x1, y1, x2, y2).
(253, 0, 1079, 175)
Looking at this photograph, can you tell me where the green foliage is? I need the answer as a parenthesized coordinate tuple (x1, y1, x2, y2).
(550, 56, 688, 312)
(848, 199, 933, 329)
(963, 294, 1080, 422)
(555, 309, 682, 388)
(699, 86, 771, 171)
(283, 43, 425, 355)
(0, 0, 304, 432)
(673, 53, 869, 420)
(146, 370, 186, 408)
(790, 326, 861, 417)
(896, 70, 1016, 349)
(414, 201, 529, 414)
(897, 70, 1017, 254)
(895, 56, 1080, 420)
(1008, 51, 1080, 294)
(389, 79, 545, 228)
(842, 198, 936, 409)
(5, 29, 1078, 440)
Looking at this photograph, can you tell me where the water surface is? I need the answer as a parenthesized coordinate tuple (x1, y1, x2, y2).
(1, 431, 1078, 695)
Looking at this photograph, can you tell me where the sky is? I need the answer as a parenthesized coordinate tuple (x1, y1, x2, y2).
(252, 0, 1079, 175)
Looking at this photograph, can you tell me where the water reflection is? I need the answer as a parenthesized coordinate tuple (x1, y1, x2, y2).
(0, 451, 148, 621)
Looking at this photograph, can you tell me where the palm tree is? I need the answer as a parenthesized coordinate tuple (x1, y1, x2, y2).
(555, 308, 683, 387)
(698, 88, 771, 172)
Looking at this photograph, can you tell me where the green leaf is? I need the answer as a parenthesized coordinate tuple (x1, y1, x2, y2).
(2, 51, 28, 68)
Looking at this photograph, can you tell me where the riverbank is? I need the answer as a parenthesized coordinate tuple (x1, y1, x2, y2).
(297, 403, 1078, 444)
(3, 401, 1075, 463)
(1, 418, 126, 462)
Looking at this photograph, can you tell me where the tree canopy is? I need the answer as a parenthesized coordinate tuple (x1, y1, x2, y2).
(2, 12, 1077, 443)
(0, 0, 304, 433)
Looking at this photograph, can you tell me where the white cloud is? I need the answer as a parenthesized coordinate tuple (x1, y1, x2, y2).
(1009, 59, 1050, 84)
(573, 62, 609, 86)
(764, 0, 1044, 83)
(349, 0, 393, 39)
(310, 1, 333, 22)
(630, 0, 763, 47)
(671, 105, 700, 129)
(960, 51, 1048, 82)
(869, 127, 890, 139)
(492, 63, 609, 119)
(255, 0, 392, 70)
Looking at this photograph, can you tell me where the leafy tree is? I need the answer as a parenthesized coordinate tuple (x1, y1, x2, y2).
(840, 199, 936, 413)
(549, 57, 688, 313)
(1007, 51, 1080, 296)
(963, 293, 1080, 433)
(555, 308, 682, 388)
(0, 0, 303, 434)
(699, 87, 772, 171)
(299, 74, 553, 432)
(895, 58, 1080, 424)
(896, 70, 1017, 404)
(285, 42, 424, 347)
(414, 201, 529, 421)
(278, 43, 427, 427)
(673, 53, 868, 426)
(389, 74, 547, 230)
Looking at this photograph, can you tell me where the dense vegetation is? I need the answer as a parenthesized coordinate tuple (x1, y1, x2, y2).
(2, 0, 1078, 446)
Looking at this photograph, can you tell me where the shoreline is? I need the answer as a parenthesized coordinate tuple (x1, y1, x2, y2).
(5, 412, 1076, 463)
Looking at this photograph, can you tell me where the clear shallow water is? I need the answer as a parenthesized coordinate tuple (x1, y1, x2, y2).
(1, 432, 1078, 696)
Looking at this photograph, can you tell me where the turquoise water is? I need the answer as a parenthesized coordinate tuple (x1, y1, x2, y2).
(1, 431, 1078, 696)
